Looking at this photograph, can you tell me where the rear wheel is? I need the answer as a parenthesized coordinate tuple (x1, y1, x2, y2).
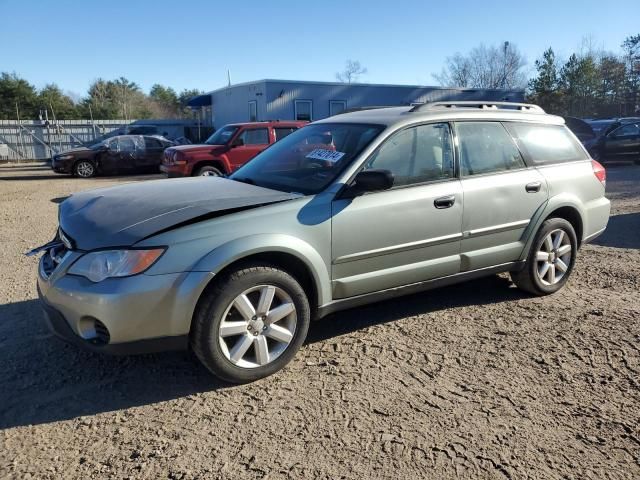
(511, 218, 577, 296)
(190, 264, 310, 383)
(74, 160, 96, 178)
(195, 165, 222, 177)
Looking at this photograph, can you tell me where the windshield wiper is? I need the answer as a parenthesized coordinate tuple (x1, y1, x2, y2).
(232, 177, 256, 185)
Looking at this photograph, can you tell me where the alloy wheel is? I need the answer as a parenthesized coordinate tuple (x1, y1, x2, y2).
(218, 285, 297, 368)
(75, 161, 95, 178)
(535, 228, 572, 286)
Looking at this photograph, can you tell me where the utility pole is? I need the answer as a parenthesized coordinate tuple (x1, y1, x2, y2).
(502, 41, 509, 89)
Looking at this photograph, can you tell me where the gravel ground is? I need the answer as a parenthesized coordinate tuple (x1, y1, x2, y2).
(0, 163, 638, 479)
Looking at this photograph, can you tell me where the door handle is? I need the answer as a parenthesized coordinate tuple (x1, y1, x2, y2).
(525, 181, 542, 193)
(434, 195, 456, 209)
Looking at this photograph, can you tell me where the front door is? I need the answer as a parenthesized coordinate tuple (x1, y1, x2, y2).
(604, 123, 640, 159)
(331, 123, 463, 299)
(229, 128, 270, 169)
(455, 121, 549, 271)
(100, 137, 128, 173)
(141, 136, 165, 168)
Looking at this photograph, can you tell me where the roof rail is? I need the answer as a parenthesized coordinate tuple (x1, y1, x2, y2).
(337, 106, 396, 115)
(409, 101, 545, 114)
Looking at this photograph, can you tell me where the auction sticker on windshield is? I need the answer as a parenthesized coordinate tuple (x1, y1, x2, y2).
(305, 149, 345, 163)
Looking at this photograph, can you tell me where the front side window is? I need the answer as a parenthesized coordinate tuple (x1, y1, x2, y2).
(456, 122, 525, 176)
(365, 123, 454, 186)
(239, 128, 269, 145)
(118, 136, 136, 153)
(144, 137, 163, 149)
(248, 101, 257, 122)
(205, 125, 239, 145)
(230, 123, 384, 195)
(611, 123, 640, 138)
(505, 122, 587, 164)
(295, 100, 312, 121)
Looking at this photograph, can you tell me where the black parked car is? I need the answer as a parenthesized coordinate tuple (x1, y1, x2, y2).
(585, 121, 640, 164)
(51, 135, 175, 178)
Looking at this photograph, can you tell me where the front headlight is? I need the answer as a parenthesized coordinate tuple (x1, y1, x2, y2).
(57, 154, 75, 160)
(68, 248, 165, 283)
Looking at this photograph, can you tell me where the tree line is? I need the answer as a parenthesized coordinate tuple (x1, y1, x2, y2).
(435, 34, 640, 118)
(0, 73, 203, 121)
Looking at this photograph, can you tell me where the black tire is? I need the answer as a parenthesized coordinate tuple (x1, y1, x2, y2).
(510, 218, 578, 296)
(73, 160, 97, 178)
(190, 264, 310, 383)
(195, 165, 222, 177)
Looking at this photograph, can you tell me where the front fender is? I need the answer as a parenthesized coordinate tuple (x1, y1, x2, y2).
(192, 234, 331, 306)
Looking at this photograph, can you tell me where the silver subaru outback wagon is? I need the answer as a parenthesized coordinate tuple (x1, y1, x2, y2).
(32, 102, 610, 383)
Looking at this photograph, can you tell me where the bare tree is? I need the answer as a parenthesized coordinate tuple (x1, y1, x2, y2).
(336, 60, 368, 83)
(434, 42, 527, 89)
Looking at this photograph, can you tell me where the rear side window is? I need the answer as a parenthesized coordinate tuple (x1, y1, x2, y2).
(455, 122, 525, 176)
(505, 123, 587, 165)
(274, 127, 296, 141)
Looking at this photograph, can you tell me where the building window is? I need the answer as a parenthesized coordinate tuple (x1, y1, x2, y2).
(248, 101, 257, 122)
(330, 100, 347, 116)
(294, 100, 312, 121)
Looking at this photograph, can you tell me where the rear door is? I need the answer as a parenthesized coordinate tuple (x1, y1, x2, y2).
(331, 122, 463, 298)
(455, 121, 548, 271)
(229, 127, 270, 169)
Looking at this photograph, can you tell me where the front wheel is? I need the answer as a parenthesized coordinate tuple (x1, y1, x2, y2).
(511, 218, 578, 296)
(195, 165, 222, 177)
(190, 264, 310, 383)
(74, 160, 96, 178)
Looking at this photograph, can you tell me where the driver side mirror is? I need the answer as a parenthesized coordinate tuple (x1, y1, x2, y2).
(343, 169, 394, 197)
(231, 137, 244, 148)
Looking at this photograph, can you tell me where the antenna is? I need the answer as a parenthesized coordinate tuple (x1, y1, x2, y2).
(227, 69, 231, 87)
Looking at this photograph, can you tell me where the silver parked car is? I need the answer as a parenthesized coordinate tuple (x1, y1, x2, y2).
(33, 102, 610, 383)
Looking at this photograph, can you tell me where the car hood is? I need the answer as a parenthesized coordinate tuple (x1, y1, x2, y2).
(59, 177, 301, 250)
(169, 144, 224, 152)
(56, 147, 92, 157)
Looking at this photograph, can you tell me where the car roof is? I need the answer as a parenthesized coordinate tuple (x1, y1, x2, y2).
(314, 104, 565, 129)
(228, 121, 307, 127)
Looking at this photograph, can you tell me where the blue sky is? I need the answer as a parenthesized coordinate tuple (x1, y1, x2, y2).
(1, 0, 637, 98)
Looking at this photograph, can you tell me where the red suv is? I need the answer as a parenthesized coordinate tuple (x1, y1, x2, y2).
(161, 121, 307, 177)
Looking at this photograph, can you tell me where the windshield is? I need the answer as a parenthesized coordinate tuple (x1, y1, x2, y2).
(205, 125, 239, 145)
(229, 123, 384, 195)
(89, 141, 108, 150)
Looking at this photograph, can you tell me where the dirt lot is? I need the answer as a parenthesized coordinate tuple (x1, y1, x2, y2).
(0, 163, 639, 479)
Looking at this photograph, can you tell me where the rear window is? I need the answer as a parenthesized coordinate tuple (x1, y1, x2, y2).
(505, 123, 587, 165)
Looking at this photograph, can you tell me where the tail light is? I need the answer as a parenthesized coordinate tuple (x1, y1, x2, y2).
(591, 159, 606, 187)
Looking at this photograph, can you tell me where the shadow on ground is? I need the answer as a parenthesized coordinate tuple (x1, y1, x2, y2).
(0, 275, 526, 429)
(593, 212, 640, 249)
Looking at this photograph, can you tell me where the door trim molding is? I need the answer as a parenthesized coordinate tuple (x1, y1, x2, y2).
(464, 219, 530, 238)
(333, 232, 463, 265)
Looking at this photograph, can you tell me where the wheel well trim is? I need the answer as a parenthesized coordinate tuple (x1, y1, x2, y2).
(191, 234, 331, 306)
(192, 158, 228, 175)
(520, 196, 585, 259)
